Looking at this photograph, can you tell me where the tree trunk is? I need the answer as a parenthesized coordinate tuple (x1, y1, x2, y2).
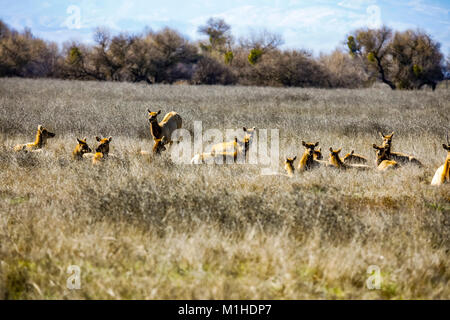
(418, 80, 437, 91)
(374, 55, 396, 90)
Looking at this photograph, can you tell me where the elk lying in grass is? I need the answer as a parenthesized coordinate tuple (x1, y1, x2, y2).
(379, 131, 422, 166)
(72, 137, 92, 160)
(431, 136, 450, 186)
(148, 109, 182, 144)
(14, 125, 55, 152)
(373, 144, 399, 171)
(329, 147, 370, 170)
(258, 156, 297, 177)
(343, 150, 368, 164)
(210, 127, 256, 162)
(312, 147, 333, 167)
(140, 136, 169, 156)
(191, 151, 243, 164)
(191, 152, 214, 164)
(379, 131, 394, 147)
(285, 156, 297, 177)
(192, 138, 244, 164)
(91, 136, 112, 164)
(313, 147, 323, 160)
(152, 136, 169, 155)
(298, 141, 321, 171)
(328, 147, 347, 170)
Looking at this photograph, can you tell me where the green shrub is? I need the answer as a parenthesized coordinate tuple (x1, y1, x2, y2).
(248, 48, 263, 65)
(224, 51, 234, 65)
(367, 52, 376, 63)
(413, 64, 422, 78)
(347, 36, 358, 56)
(68, 46, 83, 65)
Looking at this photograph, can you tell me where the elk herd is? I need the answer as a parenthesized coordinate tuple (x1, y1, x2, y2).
(10, 111, 450, 187)
(284, 131, 449, 186)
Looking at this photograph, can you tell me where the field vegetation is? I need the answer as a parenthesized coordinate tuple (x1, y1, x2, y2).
(0, 78, 449, 299)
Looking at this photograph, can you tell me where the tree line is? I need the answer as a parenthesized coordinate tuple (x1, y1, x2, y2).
(0, 18, 448, 89)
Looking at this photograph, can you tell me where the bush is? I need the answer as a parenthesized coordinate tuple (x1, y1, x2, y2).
(319, 49, 368, 88)
(248, 48, 263, 65)
(236, 49, 331, 87)
(224, 51, 234, 65)
(192, 56, 236, 85)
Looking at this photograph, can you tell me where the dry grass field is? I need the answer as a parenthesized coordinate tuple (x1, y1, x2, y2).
(0, 78, 449, 299)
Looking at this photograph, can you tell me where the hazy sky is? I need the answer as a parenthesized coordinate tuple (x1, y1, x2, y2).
(1, 0, 449, 54)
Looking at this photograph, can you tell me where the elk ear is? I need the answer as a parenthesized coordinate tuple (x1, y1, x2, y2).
(96, 136, 101, 142)
(108, 136, 112, 142)
(157, 110, 161, 115)
(390, 131, 395, 137)
(38, 125, 43, 131)
(243, 127, 247, 131)
(443, 144, 449, 151)
(302, 141, 306, 146)
(147, 109, 151, 114)
(337, 148, 342, 153)
(373, 144, 377, 149)
(293, 156, 297, 161)
(350, 150, 354, 155)
(315, 142, 319, 147)
(329, 147, 333, 152)
(378, 132, 384, 138)
(317, 147, 321, 152)
(83, 137, 87, 142)
(77, 138, 82, 144)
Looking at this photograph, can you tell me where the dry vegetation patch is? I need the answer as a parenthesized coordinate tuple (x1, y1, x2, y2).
(0, 78, 449, 299)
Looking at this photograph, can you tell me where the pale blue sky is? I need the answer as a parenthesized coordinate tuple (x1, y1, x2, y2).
(1, 0, 449, 54)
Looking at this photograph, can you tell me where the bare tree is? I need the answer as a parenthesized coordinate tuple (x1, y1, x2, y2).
(125, 28, 198, 84)
(239, 29, 284, 52)
(62, 41, 105, 80)
(347, 26, 396, 89)
(92, 27, 126, 80)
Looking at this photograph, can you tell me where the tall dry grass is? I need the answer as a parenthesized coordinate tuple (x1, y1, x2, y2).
(0, 78, 449, 299)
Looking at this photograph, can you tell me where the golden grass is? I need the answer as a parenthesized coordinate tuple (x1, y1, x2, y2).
(0, 78, 449, 299)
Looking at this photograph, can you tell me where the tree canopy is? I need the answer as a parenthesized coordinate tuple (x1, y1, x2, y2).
(347, 26, 444, 90)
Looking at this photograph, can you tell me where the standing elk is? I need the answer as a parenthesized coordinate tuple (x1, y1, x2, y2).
(431, 135, 450, 186)
(148, 109, 182, 144)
